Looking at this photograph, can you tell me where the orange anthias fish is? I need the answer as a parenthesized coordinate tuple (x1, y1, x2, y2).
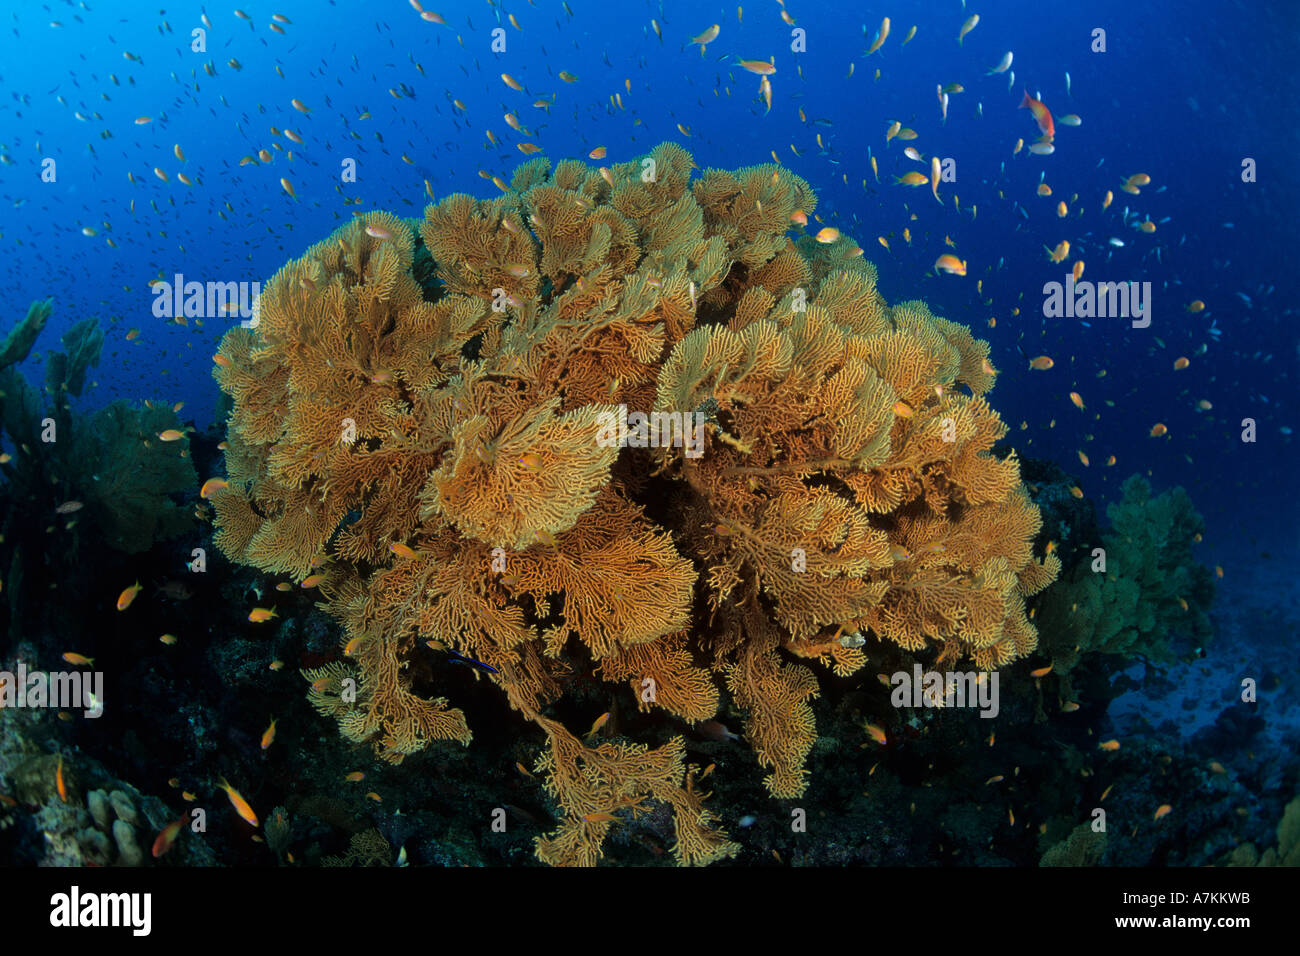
(735, 57, 776, 75)
(934, 254, 966, 276)
(689, 24, 720, 54)
(117, 580, 144, 610)
(248, 607, 278, 623)
(865, 16, 890, 55)
(152, 816, 187, 857)
(200, 477, 229, 499)
(1019, 91, 1055, 141)
(218, 777, 259, 827)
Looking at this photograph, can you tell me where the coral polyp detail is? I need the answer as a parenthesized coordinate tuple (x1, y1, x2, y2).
(211, 143, 1056, 865)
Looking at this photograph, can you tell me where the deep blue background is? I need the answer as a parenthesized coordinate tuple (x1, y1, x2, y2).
(0, 0, 1295, 567)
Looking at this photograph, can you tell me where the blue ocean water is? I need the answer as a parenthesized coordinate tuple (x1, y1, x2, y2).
(3, 0, 1294, 554)
(0, 0, 1296, 870)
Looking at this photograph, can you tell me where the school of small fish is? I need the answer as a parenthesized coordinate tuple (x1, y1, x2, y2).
(2, 0, 1282, 864)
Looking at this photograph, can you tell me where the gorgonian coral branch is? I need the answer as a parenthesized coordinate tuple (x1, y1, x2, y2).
(211, 143, 1055, 864)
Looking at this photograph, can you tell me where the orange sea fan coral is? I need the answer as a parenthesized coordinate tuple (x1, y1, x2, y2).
(212, 144, 1055, 863)
(419, 396, 620, 549)
(508, 492, 696, 659)
(723, 602, 821, 799)
(531, 718, 738, 867)
(304, 637, 472, 762)
(598, 630, 720, 722)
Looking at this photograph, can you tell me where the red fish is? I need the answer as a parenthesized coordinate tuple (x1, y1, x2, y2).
(1019, 91, 1055, 141)
(152, 816, 187, 858)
